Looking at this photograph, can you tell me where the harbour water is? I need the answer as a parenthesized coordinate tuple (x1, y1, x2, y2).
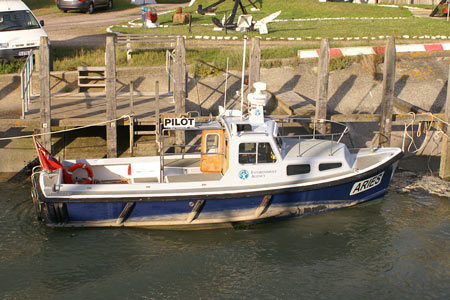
(0, 181, 449, 300)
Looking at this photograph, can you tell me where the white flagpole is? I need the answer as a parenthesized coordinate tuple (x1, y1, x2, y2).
(224, 57, 229, 109)
(240, 35, 248, 120)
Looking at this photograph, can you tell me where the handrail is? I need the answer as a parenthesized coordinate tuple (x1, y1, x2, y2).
(273, 116, 349, 141)
(273, 116, 349, 157)
(166, 50, 175, 98)
(20, 50, 34, 119)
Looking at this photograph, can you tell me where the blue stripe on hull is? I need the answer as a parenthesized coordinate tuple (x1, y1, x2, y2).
(52, 166, 394, 225)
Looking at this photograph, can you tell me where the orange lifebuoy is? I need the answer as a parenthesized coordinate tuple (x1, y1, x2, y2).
(67, 163, 94, 184)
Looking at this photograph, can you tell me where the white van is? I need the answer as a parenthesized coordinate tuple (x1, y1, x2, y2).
(0, 0, 48, 62)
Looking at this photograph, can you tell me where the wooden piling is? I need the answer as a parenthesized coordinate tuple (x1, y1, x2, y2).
(106, 34, 117, 158)
(248, 37, 261, 92)
(378, 37, 396, 148)
(439, 63, 450, 180)
(174, 37, 186, 152)
(39, 36, 51, 150)
(315, 38, 330, 134)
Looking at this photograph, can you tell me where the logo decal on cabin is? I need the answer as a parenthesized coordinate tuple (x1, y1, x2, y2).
(350, 171, 384, 196)
(239, 170, 249, 180)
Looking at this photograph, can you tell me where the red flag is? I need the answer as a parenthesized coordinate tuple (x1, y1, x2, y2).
(33, 138, 73, 183)
(33, 138, 64, 171)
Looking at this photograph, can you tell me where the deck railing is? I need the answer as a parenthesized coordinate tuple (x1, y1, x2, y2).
(274, 117, 349, 156)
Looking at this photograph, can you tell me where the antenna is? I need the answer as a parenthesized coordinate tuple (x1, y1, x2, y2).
(224, 57, 229, 109)
(240, 35, 248, 120)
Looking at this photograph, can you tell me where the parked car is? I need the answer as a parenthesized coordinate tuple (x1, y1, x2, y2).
(56, 0, 113, 14)
(0, 0, 48, 62)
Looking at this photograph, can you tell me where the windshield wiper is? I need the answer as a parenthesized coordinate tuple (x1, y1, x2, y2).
(0, 25, 24, 31)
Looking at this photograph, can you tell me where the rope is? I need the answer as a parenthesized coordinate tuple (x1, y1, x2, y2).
(0, 115, 133, 141)
(401, 112, 450, 154)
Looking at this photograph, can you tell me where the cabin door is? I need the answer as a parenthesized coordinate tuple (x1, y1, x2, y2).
(200, 129, 224, 173)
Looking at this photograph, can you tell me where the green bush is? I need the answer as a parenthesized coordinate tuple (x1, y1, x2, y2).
(329, 56, 355, 71)
(0, 60, 25, 74)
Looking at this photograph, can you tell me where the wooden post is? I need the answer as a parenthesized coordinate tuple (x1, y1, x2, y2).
(106, 34, 117, 158)
(248, 37, 261, 93)
(34, 49, 40, 73)
(126, 36, 132, 63)
(40, 36, 51, 150)
(439, 63, 450, 180)
(315, 38, 330, 134)
(378, 37, 396, 148)
(174, 36, 186, 152)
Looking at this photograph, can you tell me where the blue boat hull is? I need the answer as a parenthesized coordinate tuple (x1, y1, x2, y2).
(34, 162, 398, 229)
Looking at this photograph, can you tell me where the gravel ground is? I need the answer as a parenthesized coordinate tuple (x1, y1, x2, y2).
(40, 3, 188, 47)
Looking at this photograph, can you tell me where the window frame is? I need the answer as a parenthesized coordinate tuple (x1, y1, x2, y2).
(287, 164, 311, 176)
(205, 133, 220, 154)
(318, 162, 343, 171)
(239, 142, 277, 165)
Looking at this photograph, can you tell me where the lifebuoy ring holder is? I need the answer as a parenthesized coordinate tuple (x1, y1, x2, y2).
(67, 163, 94, 184)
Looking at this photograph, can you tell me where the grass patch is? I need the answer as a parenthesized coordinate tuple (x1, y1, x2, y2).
(52, 47, 109, 71)
(113, 0, 450, 39)
(23, 0, 55, 10)
(329, 56, 354, 72)
(0, 60, 25, 74)
(120, 15, 450, 40)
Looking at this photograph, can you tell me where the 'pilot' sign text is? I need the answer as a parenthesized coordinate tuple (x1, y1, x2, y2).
(164, 118, 195, 128)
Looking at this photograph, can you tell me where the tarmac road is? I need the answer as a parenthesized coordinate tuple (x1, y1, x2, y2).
(39, 3, 188, 48)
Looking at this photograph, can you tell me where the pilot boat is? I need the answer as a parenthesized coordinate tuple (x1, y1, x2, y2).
(31, 82, 403, 229)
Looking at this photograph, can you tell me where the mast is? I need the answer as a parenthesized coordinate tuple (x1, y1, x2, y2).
(240, 35, 248, 120)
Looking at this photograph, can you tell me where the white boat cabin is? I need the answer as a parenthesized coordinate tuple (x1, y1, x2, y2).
(55, 109, 356, 192)
(49, 82, 386, 192)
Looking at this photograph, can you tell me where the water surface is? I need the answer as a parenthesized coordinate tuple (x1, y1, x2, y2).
(0, 182, 449, 300)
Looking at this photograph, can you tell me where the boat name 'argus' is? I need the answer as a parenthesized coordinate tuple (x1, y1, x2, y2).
(164, 118, 195, 128)
(350, 171, 384, 196)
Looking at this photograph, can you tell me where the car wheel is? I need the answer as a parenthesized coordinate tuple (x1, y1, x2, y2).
(63, 10, 68, 13)
(87, 2, 94, 14)
(108, 0, 113, 10)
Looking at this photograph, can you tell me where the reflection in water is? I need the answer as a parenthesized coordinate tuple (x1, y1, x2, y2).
(0, 182, 449, 300)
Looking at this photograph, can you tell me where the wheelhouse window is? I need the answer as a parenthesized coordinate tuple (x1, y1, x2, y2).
(206, 133, 220, 153)
(239, 143, 276, 164)
(319, 162, 342, 171)
(237, 124, 252, 133)
(258, 143, 276, 163)
(239, 143, 256, 164)
(287, 164, 311, 176)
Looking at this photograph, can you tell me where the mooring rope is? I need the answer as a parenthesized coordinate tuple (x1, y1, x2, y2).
(0, 115, 133, 141)
(402, 112, 450, 153)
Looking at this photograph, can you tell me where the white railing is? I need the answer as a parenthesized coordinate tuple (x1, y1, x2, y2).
(274, 117, 350, 157)
(20, 50, 34, 119)
(165, 49, 175, 99)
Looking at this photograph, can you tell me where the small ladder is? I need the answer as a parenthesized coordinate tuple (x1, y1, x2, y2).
(77, 66, 106, 92)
